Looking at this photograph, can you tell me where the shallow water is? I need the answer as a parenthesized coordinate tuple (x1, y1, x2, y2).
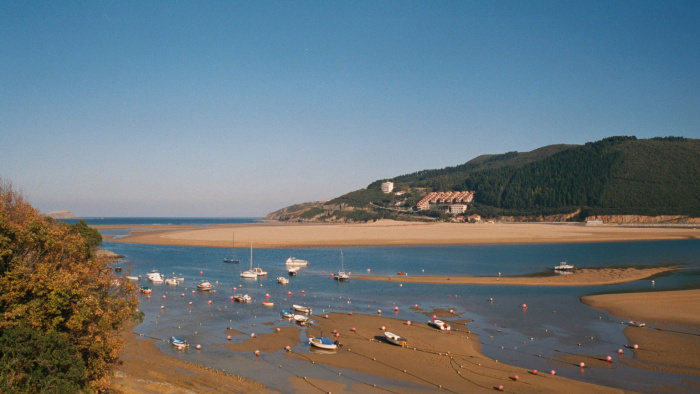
(105, 238, 700, 393)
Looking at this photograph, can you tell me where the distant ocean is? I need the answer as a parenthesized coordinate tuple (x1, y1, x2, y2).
(57, 217, 261, 226)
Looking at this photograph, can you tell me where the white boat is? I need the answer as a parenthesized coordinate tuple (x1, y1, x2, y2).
(288, 267, 300, 276)
(293, 314, 310, 324)
(333, 251, 349, 281)
(126, 276, 139, 281)
(146, 270, 164, 283)
(253, 267, 267, 277)
(165, 278, 179, 285)
(262, 300, 274, 307)
(240, 243, 258, 279)
(384, 331, 408, 346)
(234, 294, 252, 303)
(281, 309, 293, 318)
(554, 261, 575, 271)
(197, 282, 212, 291)
(285, 257, 309, 267)
(429, 319, 451, 331)
(308, 337, 338, 350)
(293, 304, 312, 314)
(277, 277, 289, 284)
(169, 336, 189, 348)
(629, 321, 646, 327)
(223, 232, 239, 263)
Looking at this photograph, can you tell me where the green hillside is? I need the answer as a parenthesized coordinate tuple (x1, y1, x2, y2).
(266, 136, 700, 222)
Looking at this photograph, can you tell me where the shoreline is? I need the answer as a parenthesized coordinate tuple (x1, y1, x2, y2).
(99, 220, 700, 249)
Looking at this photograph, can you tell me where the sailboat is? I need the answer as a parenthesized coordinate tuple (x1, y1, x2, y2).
(223, 232, 239, 263)
(240, 243, 257, 279)
(333, 251, 349, 281)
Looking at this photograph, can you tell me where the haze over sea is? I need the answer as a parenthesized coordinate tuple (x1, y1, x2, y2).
(98, 219, 700, 393)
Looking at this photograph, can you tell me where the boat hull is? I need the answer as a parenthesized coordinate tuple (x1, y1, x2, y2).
(309, 337, 338, 350)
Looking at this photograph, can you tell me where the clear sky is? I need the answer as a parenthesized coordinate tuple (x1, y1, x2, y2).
(2, 1, 699, 217)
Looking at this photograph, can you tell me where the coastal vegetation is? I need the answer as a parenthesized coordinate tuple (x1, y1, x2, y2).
(0, 179, 139, 392)
(266, 137, 700, 222)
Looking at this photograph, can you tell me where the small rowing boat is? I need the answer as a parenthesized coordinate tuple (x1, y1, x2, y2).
(293, 304, 312, 314)
(429, 319, 451, 331)
(308, 336, 338, 350)
(169, 336, 188, 348)
(384, 331, 408, 346)
(293, 314, 310, 324)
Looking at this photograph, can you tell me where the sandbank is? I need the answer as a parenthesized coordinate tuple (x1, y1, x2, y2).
(582, 289, 700, 376)
(100, 220, 700, 249)
(224, 312, 628, 393)
(355, 266, 679, 286)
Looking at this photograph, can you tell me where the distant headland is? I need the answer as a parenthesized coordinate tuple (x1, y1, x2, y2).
(45, 209, 78, 219)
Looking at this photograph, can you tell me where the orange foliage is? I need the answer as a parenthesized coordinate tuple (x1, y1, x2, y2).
(0, 178, 139, 391)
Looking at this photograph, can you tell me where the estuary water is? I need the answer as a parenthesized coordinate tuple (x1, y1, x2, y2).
(101, 223, 700, 393)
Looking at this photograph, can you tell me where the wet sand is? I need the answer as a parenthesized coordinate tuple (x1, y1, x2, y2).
(100, 220, 700, 249)
(111, 325, 269, 393)
(356, 266, 679, 286)
(220, 312, 628, 393)
(582, 289, 700, 377)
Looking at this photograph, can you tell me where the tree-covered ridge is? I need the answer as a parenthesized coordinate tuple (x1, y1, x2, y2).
(0, 179, 139, 392)
(267, 136, 700, 222)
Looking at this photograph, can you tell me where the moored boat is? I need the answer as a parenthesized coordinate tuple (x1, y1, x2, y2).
(197, 282, 212, 291)
(285, 257, 309, 267)
(234, 294, 252, 303)
(333, 251, 349, 281)
(253, 267, 267, 277)
(293, 304, 312, 314)
(629, 321, 646, 327)
(554, 261, 575, 271)
(308, 336, 338, 350)
(384, 331, 408, 346)
(140, 286, 152, 294)
(241, 243, 258, 278)
(293, 314, 310, 324)
(146, 270, 164, 283)
(288, 267, 299, 276)
(281, 309, 293, 318)
(429, 319, 451, 331)
(126, 276, 139, 281)
(223, 232, 239, 263)
(169, 336, 189, 348)
(262, 300, 274, 307)
(165, 278, 179, 285)
(277, 277, 289, 284)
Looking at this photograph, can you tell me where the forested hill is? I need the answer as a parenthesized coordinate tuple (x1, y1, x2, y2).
(267, 136, 700, 222)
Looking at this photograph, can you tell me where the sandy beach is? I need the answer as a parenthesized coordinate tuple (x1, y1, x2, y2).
(100, 220, 699, 249)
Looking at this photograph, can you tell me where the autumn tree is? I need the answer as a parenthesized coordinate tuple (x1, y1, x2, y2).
(0, 178, 139, 392)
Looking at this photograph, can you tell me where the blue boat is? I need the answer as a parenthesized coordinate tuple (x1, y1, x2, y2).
(280, 309, 293, 318)
(169, 336, 188, 347)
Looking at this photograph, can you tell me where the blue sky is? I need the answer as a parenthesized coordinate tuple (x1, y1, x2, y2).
(2, 1, 699, 217)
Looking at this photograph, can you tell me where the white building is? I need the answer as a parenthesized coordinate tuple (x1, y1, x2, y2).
(449, 204, 467, 214)
(381, 181, 394, 193)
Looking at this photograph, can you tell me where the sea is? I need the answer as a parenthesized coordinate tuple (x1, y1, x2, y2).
(87, 218, 700, 393)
